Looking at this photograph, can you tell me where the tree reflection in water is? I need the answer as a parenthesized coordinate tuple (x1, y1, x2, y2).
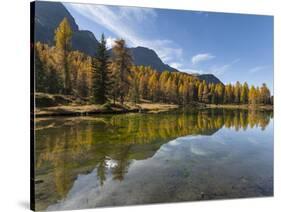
(34, 109, 273, 210)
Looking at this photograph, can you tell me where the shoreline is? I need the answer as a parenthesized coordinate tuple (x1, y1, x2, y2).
(205, 104, 273, 111)
(34, 103, 179, 117)
(34, 93, 273, 117)
(34, 103, 273, 117)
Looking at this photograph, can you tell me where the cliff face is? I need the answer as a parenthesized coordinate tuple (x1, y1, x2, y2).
(34, 1, 99, 56)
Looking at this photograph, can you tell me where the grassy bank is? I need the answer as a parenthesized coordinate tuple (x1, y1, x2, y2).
(34, 93, 273, 117)
(205, 104, 273, 110)
(34, 93, 179, 117)
(35, 103, 179, 117)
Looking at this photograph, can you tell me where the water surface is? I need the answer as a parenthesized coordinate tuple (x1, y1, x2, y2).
(34, 109, 273, 211)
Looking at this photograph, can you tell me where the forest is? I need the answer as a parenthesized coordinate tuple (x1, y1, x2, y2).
(34, 18, 273, 108)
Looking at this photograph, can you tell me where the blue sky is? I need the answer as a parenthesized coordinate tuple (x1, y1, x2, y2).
(64, 3, 273, 92)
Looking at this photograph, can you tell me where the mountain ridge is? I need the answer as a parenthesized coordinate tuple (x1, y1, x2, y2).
(34, 1, 223, 84)
(195, 74, 223, 84)
(129, 46, 178, 72)
(34, 1, 99, 56)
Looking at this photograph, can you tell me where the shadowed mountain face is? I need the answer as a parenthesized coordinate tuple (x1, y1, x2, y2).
(33, 1, 222, 83)
(129, 47, 178, 72)
(71, 30, 99, 56)
(34, 1, 99, 56)
(108, 46, 178, 72)
(197, 74, 223, 84)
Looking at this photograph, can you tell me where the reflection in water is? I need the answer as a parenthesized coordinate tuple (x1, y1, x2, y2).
(34, 109, 273, 211)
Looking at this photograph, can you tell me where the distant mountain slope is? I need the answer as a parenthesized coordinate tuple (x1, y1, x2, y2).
(129, 47, 178, 72)
(196, 74, 223, 84)
(71, 30, 99, 56)
(34, 1, 99, 56)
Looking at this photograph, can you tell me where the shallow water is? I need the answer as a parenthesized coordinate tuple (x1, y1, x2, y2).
(34, 109, 273, 211)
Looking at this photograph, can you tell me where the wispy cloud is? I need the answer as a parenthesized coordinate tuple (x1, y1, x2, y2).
(119, 7, 157, 22)
(66, 3, 183, 64)
(191, 53, 215, 65)
(249, 66, 266, 73)
(179, 58, 240, 76)
(196, 11, 209, 17)
(209, 58, 240, 76)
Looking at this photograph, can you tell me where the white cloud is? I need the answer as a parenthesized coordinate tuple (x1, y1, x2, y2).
(191, 53, 215, 65)
(66, 3, 183, 64)
(170, 62, 182, 69)
(105, 36, 116, 49)
(169, 62, 204, 74)
(181, 68, 205, 75)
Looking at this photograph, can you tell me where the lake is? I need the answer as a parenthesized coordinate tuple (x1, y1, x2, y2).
(34, 108, 274, 211)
